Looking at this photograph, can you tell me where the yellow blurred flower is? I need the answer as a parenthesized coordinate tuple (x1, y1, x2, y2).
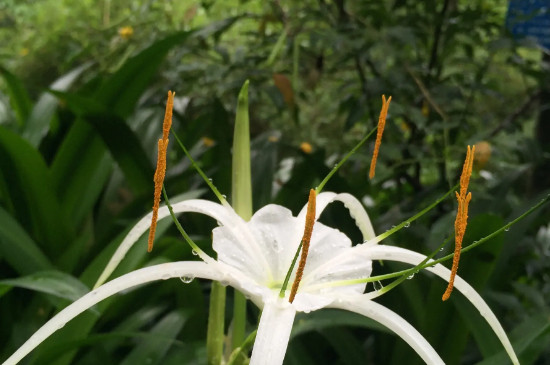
(118, 26, 134, 40)
(19, 48, 29, 57)
(268, 135, 279, 143)
(202, 137, 215, 147)
(300, 142, 312, 154)
(474, 141, 491, 170)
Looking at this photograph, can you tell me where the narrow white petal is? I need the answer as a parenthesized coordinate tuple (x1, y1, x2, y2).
(363, 245, 519, 365)
(329, 296, 445, 364)
(299, 192, 376, 241)
(250, 299, 296, 365)
(94, 199, 240, 288)
(5, 261, 259, 365)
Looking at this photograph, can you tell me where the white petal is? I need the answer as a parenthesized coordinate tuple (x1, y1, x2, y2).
(5, 261, 260, 365)
(94, 199, 241, 288)
(299, 192, 376, 241)
(363, 245, 519, 365)
(329, 296, 444, 364)
(250, 298, 296, 365)
(214, 204, 296, 284)
(300, 243, 372, 297)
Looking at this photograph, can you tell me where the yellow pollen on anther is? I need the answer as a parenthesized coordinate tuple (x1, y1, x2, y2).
(147, 91, 175, 252)
(442, 145, 475, 301)
(369, 95, 392, 179)
(289, 189, 317, 303)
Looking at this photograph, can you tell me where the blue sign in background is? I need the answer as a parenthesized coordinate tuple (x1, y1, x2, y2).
(506, 0, 550, 50)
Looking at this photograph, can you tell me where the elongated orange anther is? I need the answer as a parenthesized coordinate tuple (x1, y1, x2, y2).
(148, 91, 175, 252)
(289, 189, 317, 303)
(442, 145, 475, 301)
(369, 95, 392, 179)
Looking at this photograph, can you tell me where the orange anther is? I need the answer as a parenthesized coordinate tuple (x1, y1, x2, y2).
(148, 91, 175, 252)
(443, 145, 475, 301)
(369, 95, 392, 179)
(289, 189, 317, 303)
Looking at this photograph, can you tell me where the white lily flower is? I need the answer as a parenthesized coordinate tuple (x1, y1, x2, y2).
(4, 192, 519, 365)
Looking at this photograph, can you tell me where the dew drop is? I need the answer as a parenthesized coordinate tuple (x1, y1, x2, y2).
(391, 225, 396, 229)
(404, 221, 411, 228)
(56, 322, 66, 330)
(504, 226, 510, 232)
(180, 275, 194, 284)
(192, 249, 198, 256)
(407, 274, 415, 280)
(220, 280, 229, 287)
(208, 178, 213, 182)
(439, 247, 444, 252)
(222, 194, 227, 199)
(161, 273, 170, 280)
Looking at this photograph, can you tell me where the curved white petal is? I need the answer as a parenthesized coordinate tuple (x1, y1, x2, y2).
(328, 296, 444, 365)
(5, 261, 260, 365)
(250, 298, 296, 365)
(94, 199, 244, 288)
(363, 245, 519, 365)
(298, 192, 376, 241)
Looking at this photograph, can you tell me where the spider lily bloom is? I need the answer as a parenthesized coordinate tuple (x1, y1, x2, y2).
(4, 191, 519, 365)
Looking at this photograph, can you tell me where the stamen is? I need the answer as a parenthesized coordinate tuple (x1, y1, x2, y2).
(369, 95, 392, 179)
(147, 91, 175, 252)
(289, 189, 316, 303)
(442, 145, 475, 301)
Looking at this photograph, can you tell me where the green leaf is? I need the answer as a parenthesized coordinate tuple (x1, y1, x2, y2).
(0, 65, 32, 127)
(0, 126, 72, 258)
(50, 121, 113, 229)
(23, 63, 91, 147)
(0, 271, 90, 303)
(95, 32, 193, 118)
(0, 207, 53, 275)
(120, 310, 188, 365)
(477, 312, 550, 365)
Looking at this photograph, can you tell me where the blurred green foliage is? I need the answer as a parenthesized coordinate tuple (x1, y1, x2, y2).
(1, 0, 549, 364)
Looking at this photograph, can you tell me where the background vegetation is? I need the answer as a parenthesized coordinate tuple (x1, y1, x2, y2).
(0, 0, 549, 364)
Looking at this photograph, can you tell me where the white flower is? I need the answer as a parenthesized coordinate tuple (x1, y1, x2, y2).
(4, 193, 519, 365)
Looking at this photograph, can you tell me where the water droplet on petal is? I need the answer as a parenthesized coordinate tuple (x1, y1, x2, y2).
(439, 247, 444, 252)
(373, 281, 383, 291)
(220, 280, 229, 287)
(161, 273, 170, 280)
(180, 275, 194, 284)
(404, 221, 411, 228)
(192, 249, 198, 256)
(407, 274, 415, 280)
(504, 226, 510, 232)
(222, 194, 227, 199)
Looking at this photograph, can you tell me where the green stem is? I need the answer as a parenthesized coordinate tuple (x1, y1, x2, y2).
(171, 129, 228, 206)
(207, 281, 226, 365)
(315, 126, 378, 194)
